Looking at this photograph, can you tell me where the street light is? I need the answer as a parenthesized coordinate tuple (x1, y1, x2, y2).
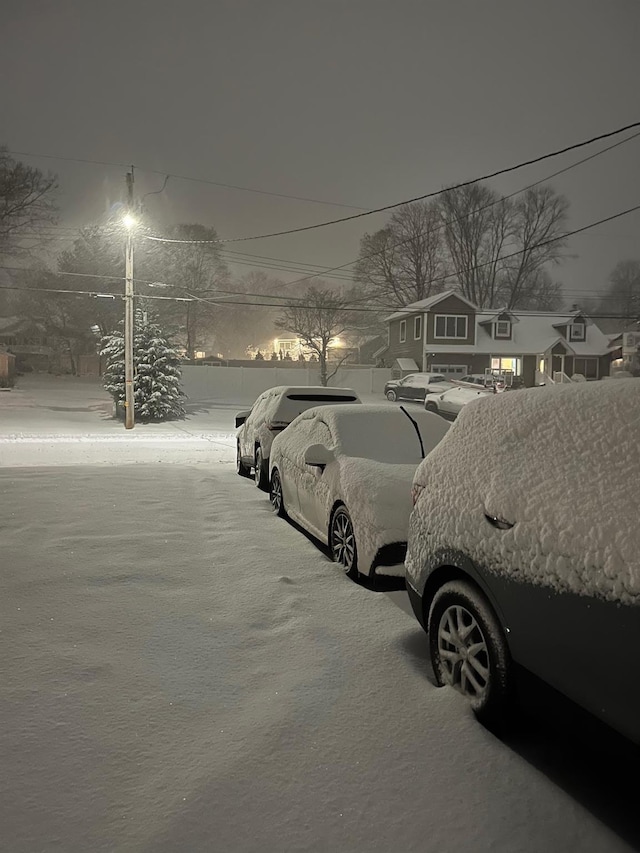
(123, 213, 137, 230)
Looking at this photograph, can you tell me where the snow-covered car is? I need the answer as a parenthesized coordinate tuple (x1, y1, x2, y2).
(269, 404, 450, 579)
(405, 379, 640, 743)
(384, 373, 455, 402)
(453, 373, 506, 392)
(424, 386, 493, 419)
(236, 386, 360, 489)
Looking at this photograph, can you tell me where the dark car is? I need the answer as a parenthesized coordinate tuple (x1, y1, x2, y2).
(405, 379, 640, 743)
(384, 372, 454, 402)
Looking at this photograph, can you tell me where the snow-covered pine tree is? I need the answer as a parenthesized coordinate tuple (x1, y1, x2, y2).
(100, 310, 186, 422)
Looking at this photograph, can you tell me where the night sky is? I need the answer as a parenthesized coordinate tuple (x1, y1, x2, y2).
(2, 0, 639, 300)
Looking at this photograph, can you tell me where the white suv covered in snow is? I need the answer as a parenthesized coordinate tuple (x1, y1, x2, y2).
(406, 379, 640, 742)
(236, 386, 360, 489)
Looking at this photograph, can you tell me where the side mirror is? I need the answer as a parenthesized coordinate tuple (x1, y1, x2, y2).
(235, 410, 251, 428)
(304, 443, 334, 469)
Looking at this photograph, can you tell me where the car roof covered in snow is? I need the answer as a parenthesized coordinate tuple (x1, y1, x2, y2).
(411, 378, 640, 603)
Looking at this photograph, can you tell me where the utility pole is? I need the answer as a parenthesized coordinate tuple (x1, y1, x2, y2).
(124, 168, 135, 429)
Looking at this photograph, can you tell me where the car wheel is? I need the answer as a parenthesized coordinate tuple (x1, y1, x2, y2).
(428, 580, 511, 728)
(254, 446, 269, 490)
(330, 506, 359, 580)
(425, 401, 438, 413)
(236, 443, 251, 477)
(386, 390, 397, 402)
(270, 468, 287, 518)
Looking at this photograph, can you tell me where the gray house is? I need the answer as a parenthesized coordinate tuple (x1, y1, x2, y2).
(382, 290, 614, 386)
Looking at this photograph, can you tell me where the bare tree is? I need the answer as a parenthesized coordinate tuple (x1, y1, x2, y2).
(277, 285, 354, 385)
(354, 201, 446, 308)
(604, 260, 640, 322)
(440, 184, 512, 308)
(0, 147, 58, 257)
(146, 224, 229, 358)
(498, 187, 569, 308)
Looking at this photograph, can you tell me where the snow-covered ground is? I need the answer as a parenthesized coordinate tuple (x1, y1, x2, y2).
(1, 376, 638, 852)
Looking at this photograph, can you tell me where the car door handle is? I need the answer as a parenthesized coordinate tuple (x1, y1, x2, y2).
(484, 514, 514, 530)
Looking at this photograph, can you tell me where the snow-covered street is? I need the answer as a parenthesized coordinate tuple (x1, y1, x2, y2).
(1, 378, 638, 852)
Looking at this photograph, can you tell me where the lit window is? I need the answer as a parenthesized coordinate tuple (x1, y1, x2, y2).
(399, 320, 407, 343)
(434, 315, 468, 339)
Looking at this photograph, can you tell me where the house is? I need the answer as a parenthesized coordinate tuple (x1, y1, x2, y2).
(381, 290, 615, 386)
(0, 316, 54, 372)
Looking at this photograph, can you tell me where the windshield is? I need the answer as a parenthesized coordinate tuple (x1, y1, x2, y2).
(331, 412, 429, 464)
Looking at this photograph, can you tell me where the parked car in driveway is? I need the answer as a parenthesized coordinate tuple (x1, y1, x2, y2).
(269, 404, 449, 579)
(454, 373, 506, 391)
(424, 386, 493, 419)
(236, 386, 360, 489)
(405, 379, 640, 742)
(384, 373, 455, 402)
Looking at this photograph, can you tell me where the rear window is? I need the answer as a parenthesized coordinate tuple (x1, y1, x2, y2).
(285, 393, 358, 402)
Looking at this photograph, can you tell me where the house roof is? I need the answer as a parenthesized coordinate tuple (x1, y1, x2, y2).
(425, 310, 613, 357)
(385, 289, 477, 322)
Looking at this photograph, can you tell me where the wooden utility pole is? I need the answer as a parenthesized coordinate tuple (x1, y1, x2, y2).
(124, 168, 135, 429)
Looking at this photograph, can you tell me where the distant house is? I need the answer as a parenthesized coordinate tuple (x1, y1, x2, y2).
(381, 290, 614, 386)
(0, 316, 53, 372)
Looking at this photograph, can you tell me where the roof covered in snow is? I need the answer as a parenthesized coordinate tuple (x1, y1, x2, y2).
(385, 289, 476, 321)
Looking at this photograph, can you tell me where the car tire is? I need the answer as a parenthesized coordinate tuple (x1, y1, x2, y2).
(269, 467, 287, 518)
(236, 443, 251, 477)
(425, 401, 438, 413)
(254, 446, 269, 490)
(386, 390, 398, 402)
(428, 580, 511, 728)
(329, 505, 359, 580)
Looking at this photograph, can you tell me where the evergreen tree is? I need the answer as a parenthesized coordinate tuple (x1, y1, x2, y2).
(100, 310, 186, 422)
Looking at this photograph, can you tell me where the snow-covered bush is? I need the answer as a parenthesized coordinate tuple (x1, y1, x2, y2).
(100, 310, 186, 422)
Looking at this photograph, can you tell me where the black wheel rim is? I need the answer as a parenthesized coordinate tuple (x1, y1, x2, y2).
(331, 510, 355, 572)
(270, 472, 282, 512)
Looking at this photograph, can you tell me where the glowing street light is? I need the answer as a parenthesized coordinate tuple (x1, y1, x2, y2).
(123, 213, 137, 229)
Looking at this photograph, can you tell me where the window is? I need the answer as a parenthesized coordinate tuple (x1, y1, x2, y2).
(399, 320, 407, 343)
(570, 322, 586, 341)
(434, 314, 468, 339)
(491, 356, 522, 376)
(414, 315, 422, 340)
(573, 357, 598, 379)
(495, 320, 511, 338)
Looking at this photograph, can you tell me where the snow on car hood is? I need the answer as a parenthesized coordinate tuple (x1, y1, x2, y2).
(408, 379, 640, 605)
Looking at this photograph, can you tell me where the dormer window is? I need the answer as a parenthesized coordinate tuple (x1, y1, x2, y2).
(495, 320, 511, 338)
(570, 321, 586, 341)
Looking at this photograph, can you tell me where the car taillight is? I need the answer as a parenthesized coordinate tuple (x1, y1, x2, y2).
(267, 420, 289, 431)
(411, 483, 425, 506)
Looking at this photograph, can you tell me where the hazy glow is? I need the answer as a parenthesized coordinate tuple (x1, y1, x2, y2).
(123, 213, 137, 229)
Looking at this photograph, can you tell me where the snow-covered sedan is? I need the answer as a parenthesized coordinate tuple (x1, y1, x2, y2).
(268, 405, 450, 579)
(406, 379, 640, 743)
(424, 386, 493, 419)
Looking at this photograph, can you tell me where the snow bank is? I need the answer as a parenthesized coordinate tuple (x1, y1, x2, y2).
(407, 380, 640, 604)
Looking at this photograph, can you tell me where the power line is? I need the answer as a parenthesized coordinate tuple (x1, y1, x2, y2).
(255, 129, 640, 292)
(0, 281, 635, 321)
(141, 120, 640, 245)
(6, 150, 367, 211)
(2, 202, 639, 312)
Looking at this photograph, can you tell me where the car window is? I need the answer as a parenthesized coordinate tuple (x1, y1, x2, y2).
(273, 391, 359, 423)
(429, 376, 445, 383)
